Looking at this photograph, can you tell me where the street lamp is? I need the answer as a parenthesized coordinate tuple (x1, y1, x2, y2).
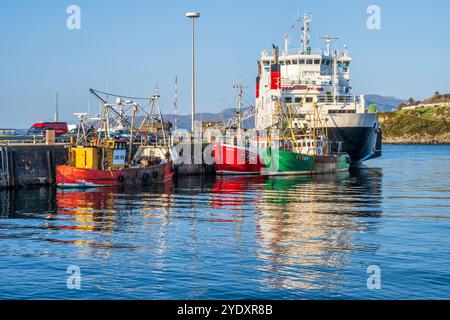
(186, 11, 200, 133)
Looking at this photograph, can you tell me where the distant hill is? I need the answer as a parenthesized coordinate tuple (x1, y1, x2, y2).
(163, 107, 254, 130)
(365, 94, 406, 112)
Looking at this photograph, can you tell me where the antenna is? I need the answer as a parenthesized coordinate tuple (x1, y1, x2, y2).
(319, 35, 339, 56)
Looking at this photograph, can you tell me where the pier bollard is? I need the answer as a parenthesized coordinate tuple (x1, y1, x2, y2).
(46, 130, 56, 145)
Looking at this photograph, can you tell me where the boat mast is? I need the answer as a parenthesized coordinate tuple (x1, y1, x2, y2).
(129, 103, 137, 164)
(233, 84, 244, 133)
(332, 50, 338, 104)
(174, 77, 178, 131)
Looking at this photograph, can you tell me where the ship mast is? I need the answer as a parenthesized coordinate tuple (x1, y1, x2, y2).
(319, 35, 339, 56)
(301, 13, 312, 53)
(284, 34, 290, 56)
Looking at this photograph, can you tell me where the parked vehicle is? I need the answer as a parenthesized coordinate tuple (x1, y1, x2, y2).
(27, 122, 69, 137)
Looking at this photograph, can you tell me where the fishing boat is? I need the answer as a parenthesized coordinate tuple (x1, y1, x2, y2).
(213, 85, 265, 175)
(261, 99, 351, 176)
(56, 91, 173, 188)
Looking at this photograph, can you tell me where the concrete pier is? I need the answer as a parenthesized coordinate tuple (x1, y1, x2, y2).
(0, 144, 68, 189)
(173, 142, 215, 176)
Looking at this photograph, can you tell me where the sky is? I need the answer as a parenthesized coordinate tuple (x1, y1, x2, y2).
(0, 0, 449, 128)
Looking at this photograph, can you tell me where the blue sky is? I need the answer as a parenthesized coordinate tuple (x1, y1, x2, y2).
(1, 0, 449, 128)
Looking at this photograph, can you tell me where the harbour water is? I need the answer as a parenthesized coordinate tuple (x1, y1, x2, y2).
(0, 145, 449, 299)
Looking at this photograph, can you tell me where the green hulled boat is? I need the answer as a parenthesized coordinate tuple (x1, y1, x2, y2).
(261, 101, 351, 176)
(262, 147, 350, 176)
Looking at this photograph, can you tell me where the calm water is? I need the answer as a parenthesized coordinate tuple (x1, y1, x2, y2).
(0, 145, 449, 299)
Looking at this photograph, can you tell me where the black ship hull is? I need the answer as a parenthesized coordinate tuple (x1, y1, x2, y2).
(328, 126, 382, 163)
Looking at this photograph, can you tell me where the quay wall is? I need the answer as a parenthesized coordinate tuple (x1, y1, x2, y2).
(0, 144, 68, 189)
(173, 143, 215, 176)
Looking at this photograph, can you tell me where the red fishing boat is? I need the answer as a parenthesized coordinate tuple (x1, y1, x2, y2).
(56, 93, 174, 188)
(213, 144, 265, 175)
(56, 160, 173, 188)
(212, 84, 266, 175)
(56, 142, 173, 188)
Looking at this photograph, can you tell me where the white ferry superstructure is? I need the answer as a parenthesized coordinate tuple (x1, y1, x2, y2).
(254, 13, 382, 162)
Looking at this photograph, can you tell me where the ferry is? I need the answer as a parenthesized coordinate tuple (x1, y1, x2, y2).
(254, 13, 382, 163)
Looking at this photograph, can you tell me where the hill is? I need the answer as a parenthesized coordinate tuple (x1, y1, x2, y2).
(378, 106, 450, 144)
(365, 94, 406, 112)
(163, 107, 253, 130)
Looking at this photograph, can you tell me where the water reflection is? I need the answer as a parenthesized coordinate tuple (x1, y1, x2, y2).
(0, 187, 56, 217)
(210, 176, 266, 209)
(0, 167, 384, 298)
(255, 167, 383, 292)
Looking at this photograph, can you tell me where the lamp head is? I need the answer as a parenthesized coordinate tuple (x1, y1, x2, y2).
(186, 11, 200, 18)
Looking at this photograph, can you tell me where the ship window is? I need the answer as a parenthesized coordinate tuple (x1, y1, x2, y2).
(263, 61, 270, 66)
(299, 59, 305, 64)
(280, 61, 285, 65)
(306, 59, 313, 65)
(325, 60, 331, 66)
(295, 97, 302, 103)
(284, 97, 293, 103)
(305, 97, 313, 103)
(286, 60, 292, 65)
(292, 59, 298, 65)
(314, 59, 321, 65)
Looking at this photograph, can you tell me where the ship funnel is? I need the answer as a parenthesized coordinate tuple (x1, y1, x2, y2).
(272, 45, 279, 65)
(270, 46, 281, 90)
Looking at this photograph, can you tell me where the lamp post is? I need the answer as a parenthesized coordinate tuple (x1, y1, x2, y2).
(186, 11, 200, 134)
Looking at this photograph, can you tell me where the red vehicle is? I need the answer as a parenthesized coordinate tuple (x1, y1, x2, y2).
(27, 122, 68, 137)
